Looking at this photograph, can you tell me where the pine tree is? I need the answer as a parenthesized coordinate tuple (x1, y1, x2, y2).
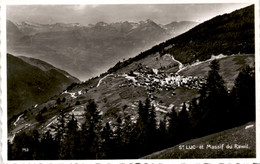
(113, 116, 123, 158)
(207, 60, 227, 103)
(56, 110, 65, 142)
(177, 102, 191, 142)
(168, 106, 178, 144)
(196, 59, 228, 134)
(57, 98, 61, 105)
(148, 105, 157, 135)
(8, 141, 14, 160)
(121, 112, 133, 145)
(115, 117, 122, 145)
(40, 130, 58, 159)
(62, 114, 80, 159)
(82, 99, 101, 159)
(231, 65, 255, 124)
(135, 100, 149, 157)
(147, 104, 157, 153)
(31, 129, 40, 159)
(56, 110, 66, 159)
(121, 112, 136, 158)
(157, 116, 167, 150)
(100, 122, 113, 159)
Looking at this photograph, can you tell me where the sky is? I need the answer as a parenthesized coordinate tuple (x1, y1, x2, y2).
(7, 3, 252, 25)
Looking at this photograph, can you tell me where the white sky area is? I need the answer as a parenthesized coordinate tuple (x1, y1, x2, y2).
(7, 4, 252, 25)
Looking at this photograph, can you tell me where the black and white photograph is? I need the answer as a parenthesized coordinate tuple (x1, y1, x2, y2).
(1, 0, 259, 162)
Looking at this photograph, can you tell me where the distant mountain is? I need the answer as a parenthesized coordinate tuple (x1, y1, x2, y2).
(15, 21, 83, 35)
(7, 54, 80, 120)
(6, 20, 24, 45)
(7, 19, 198, 80)
(163, 21, 199, 36)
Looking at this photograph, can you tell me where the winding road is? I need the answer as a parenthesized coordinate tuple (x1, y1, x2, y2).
(97, 74, 113, 87)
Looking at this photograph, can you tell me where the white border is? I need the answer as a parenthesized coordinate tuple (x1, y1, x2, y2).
(1, 0, 259, 163)
(2, 0, 258, 5)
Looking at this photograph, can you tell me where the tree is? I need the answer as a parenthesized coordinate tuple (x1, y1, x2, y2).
(56, 110, 65, 143)
(147, 104, 157, 153)
(100, 122, 113, 159)
(157, 116, 167, 150)
(114, 117, 122, 145)
(75, 100, 80, 105)
(8, 141, 13, 160)
(135, 98, 158, 156)
(62, 114, 80, 159)
(121, 112, 136, 159)
(113, 116, 123, 158)
(81, 99, 101, 159)
(31, 129, 40, 159)
(40, 130, 58, 159)
(231, 65, 255, 124)
(56, 110, 66, 159)
(168, 106, 178, 144)
(148, 105, 157, 135)
(135, 100, 149, 157)
(35, 113, 44, 122)
(196, 59, 229, 134)
(57, 98, 61, 105)
(207, 60, 227, 100)
(177, 102, 191, 142)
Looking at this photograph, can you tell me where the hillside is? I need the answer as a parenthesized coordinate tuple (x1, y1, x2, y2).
(142, 122, 256, 158)
(108, 5, 254, 74)
(7, 19, 198, 80)
(7, 54, 254, 143)
(164, 5, 254, 64)
(178, 54, 255, 89)
(7, 54, 80, 121)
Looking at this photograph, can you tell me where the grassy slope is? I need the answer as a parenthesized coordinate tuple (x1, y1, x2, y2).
(18, 56, 80, 82)
(179, 54, 255, 88)
(143, 122, 256, 158)
(7, 54, 78, 120)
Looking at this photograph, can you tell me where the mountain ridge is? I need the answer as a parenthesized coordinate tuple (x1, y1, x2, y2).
(7, 54, 80, 121)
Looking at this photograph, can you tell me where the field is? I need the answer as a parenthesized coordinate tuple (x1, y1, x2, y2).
(179, 54, 254, 89)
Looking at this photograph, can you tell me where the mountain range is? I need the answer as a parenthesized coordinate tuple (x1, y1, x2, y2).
(7, 19, 198, 80)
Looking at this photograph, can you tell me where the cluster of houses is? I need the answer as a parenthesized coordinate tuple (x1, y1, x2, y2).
(121, 66, 207, 97)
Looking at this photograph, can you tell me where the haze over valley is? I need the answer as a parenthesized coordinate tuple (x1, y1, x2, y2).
(7, 19, 199, 80)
